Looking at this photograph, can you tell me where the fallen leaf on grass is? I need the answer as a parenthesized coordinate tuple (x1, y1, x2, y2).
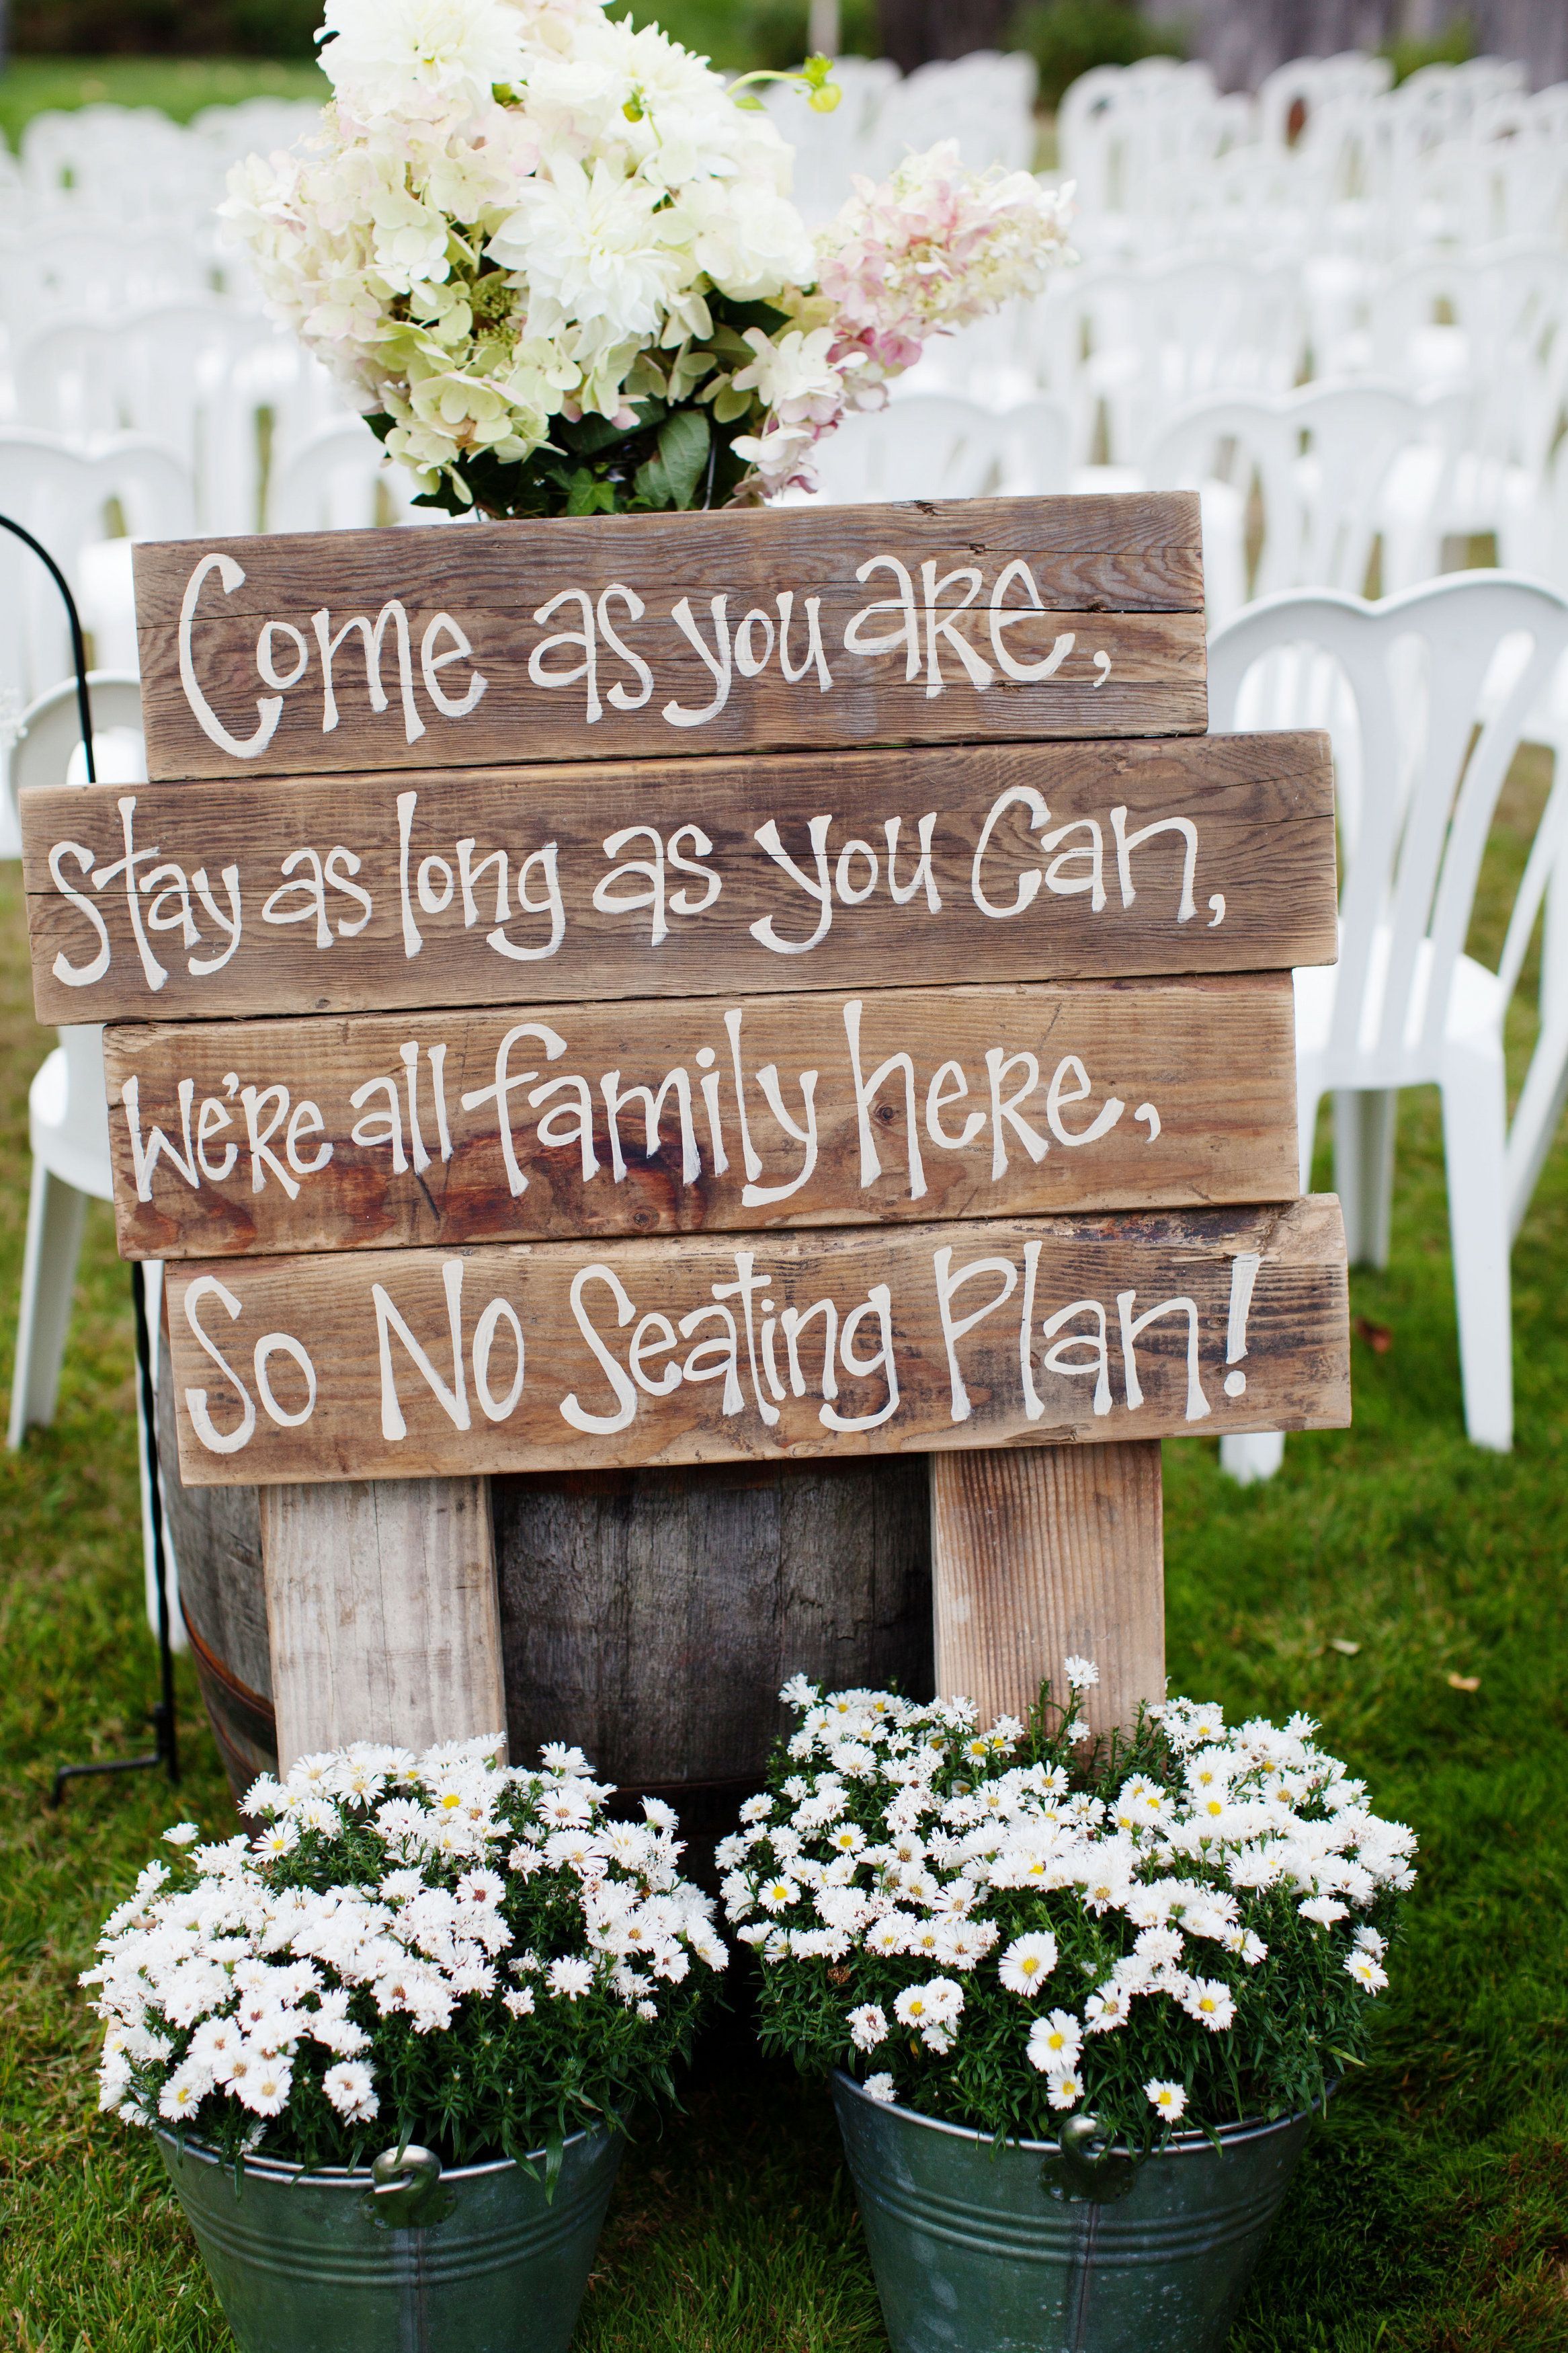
(1446, 1672, 1480, 1691)
(1355, 1316, 1394, 1354)
(1329, 1638, 1361, 1655)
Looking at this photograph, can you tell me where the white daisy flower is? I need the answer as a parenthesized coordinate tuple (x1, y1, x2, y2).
(322, 2060, 379, 2122)
(997, 1931, 1059, 1997)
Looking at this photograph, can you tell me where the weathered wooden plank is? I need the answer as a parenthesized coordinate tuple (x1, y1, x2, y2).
(931, 1440, 1163, 1743)
(24, 731, 1337, 1027)
(161, 1198, 1350, 1488)
(132, 495, 1206, 781)
(106, 975, 1300, 1262)
(259, 1476, 505, 1769)
(496, 1455, 934, 1795)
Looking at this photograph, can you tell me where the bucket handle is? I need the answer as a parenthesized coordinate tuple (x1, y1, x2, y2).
(366, 2144, 454, 2231)
(1040, 2114, 1138, 2205)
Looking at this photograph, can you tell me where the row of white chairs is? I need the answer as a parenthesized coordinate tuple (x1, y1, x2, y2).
(2, 97, 320, 222)
(803, 379, 1568, 623)
(900, 235, 1568, 475)
(1059, 54, 1568, 261)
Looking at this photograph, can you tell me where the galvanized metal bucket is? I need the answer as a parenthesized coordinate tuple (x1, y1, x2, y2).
(831, 2070, 1314, 2353)
(155, 2125, 622, 2353)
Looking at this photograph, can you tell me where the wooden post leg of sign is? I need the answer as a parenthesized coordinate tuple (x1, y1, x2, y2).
(259, 1478, 505, 1771)
(931, 1442, 1165, 1743)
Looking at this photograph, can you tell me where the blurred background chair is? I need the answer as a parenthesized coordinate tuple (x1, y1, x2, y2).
(5, 672, 181, 1646)
(1208, 577, 1568, 1479)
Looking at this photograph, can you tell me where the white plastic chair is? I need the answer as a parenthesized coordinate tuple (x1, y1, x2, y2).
(1143, 381, 1452, 629)
(17, 299, 342, 536)
(806, 393, 1071, 505)
(6, 674, 180, 1645)
(1211, 576, 1568, 1481)
(267, 417, 428, 534)
(0, 430, 195, 851)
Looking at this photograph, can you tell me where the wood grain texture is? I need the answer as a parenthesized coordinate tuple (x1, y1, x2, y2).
(23, 731, 1337, 1026)
(496, 1455, 933, 1791)
(132, 495, 1206, 781)
(259, 1475, 505, 1767)
(156, 1330, 270, 1696)
(104, 974, 1301, 1261)
(932, 1440, 1163, 1741)
(162, 1198, 1350, 1488)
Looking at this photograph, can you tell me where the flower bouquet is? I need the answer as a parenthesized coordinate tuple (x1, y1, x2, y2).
(720, 1666, 1415, 2353)
(86, 1735, 726, 2353)
(222, 0, 1073, 517)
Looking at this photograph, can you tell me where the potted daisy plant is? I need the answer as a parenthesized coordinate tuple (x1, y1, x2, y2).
(720, 1663, 1414, 2353)
(85, 1735, 726, 2353)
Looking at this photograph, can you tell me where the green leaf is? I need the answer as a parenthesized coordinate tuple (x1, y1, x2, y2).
(655, 405, 712, 510)
(565, 469, 616, 516)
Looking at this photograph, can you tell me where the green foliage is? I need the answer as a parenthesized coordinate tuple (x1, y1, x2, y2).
(5, 751, 1568, 2347)
(1383, 16, 1477, 85)
(1007, 0, 1186, 112)
(11, 0, 323, 61)
(397, 292, 789, 520)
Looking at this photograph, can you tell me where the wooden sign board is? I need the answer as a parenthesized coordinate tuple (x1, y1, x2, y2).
(104, 976, 1299, 1261)
(13, 491, 1352, 1756)
(132, 495, 1205, 783)
(161, 1199, 1349, 1488)
(21, 733, 1335, 1027)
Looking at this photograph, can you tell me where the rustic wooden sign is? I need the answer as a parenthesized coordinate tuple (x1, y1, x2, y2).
(104, 976, 1298, 1261)
(22, 732, 1335, 1026)
(161, 1198, 1348, 1489)
(17, 491, 1350, 1761)
(132, 495, 1205, 782)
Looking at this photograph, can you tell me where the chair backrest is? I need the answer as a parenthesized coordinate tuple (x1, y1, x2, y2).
(1209, 575, 1568, 1074)
(19, 105, 213, 218)
(10, 670, 147, 807)
(17, 299, 341, 535)
(879, 52, 1038, 175)
(809, 393, 1069, 504)
(0, 431, 196, 705)
(267, 417, 429, 534)
(1145, 380, 1429, 602)
(9, 672, 147, 1162)
(762, 57, 899, 227)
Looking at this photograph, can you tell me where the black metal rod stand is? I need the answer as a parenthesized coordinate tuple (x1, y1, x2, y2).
(0, 508, 181, 1806)
(48, 1265, 180, 1805)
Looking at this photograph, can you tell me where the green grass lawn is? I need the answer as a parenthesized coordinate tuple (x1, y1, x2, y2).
(0, 57, 329, 149)
(5, 742, 1568, 2353)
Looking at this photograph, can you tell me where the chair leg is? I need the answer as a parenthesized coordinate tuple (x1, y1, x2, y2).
(1333, 1088, 1397, 1268)
(1442, 1051, 1513, 1451)
(7, 1164, 88, 1448)
(1225, 1080, 1323, 1486)
(1219, 1431, 1286, 1484)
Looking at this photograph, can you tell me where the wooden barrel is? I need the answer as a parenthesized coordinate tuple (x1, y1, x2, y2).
(158, 1353, 934, 1817)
